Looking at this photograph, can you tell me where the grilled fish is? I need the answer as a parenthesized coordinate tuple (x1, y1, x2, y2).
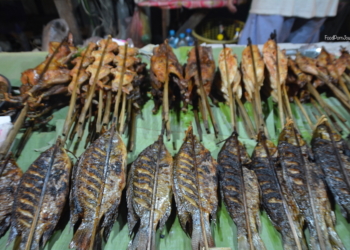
(0, 157, 22, 237)
(242, 45, 264, 102)
(218, 48, 242, 101)
(312, 118, 350, 220)
(251, 132, 307, 250)
(278, 119, 345, 250)
(7, 139, 71, 250)
(185, 46, 216, 97)
(173, 126, 218, 250)
(218, 132, 265, 250)
(127, 136, 173, 250)
(69, 128, 127, 250)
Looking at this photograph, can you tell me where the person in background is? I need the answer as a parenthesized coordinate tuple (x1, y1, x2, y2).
(227, 0, 339, 44)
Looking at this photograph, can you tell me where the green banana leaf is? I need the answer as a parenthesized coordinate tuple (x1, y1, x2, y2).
(0, 46, 349, 250)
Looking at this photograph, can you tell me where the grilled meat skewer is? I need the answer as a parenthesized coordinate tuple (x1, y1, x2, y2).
(127, 136, 173, 250)
(218, 132, 265, 250)
(173, 126, 218, 250)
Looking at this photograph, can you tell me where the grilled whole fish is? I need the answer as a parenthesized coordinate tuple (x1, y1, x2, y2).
(173, 126, 218, 250)
(278, 120, 345, 250)
(7, 140, 71, 250)
(312, 119, 350, 220)
(70, 128, 127, 250)
(127, 136, 173, 250)
(218, 132, 265, 250)
(251, 132, 307, 250)
(0, 157, 22, 237)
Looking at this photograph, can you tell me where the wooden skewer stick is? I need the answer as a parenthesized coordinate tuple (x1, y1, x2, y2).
(128, 108, 137, 152)
(0, 104, 28, 160)
(96, 88, 104, 133)
(222, 44, 235, 129)
(293, 96, 314, 130)
(193, 109, 203, 142)
(163, 41, 171, 141)
(124, 98, 132, 134)
(271, 31, 285, 127)
(194, 41, 219, 136)
(235, 96, 255, 138)
(338, 76, 350, 101)
(102, 89, 112, 128)
(282, 85, 293, 119)
(118, 92, 127, 134)
(113, 42, 128, 126)
(77, 36, 112, 138)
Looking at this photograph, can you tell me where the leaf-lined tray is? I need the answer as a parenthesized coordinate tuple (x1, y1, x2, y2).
(0, 46, 349, 250)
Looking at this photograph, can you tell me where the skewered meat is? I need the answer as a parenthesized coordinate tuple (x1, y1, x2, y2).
(70, 128, 127, 250)
(127, 136, 173, 250)
(185, 46, 216, 97)
(242, 45, 264, 102)
(312, 118, 350, 220)
(150, 43, 188, 112)
(218, 48, 242, 101)
(111, 68, 136, 94)
(263, 39, 288, 101)
(0, 157, 22, 237)
(7, 139, 71, 250)
(278, 120, 345, 250)
(218, 132, 265, 250)
(317, 47, 339, 83)
(251, 132, 307, 250)
(173, 126, 218, 250)
(98, 39, 119, 53)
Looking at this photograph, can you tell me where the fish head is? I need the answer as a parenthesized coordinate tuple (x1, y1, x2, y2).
(278, 119, 306, 147)
(253, 131, 278, 158)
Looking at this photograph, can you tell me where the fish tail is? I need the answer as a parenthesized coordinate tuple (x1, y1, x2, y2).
(128, 224, 155, 250)
(191, 212, 214, 250)
(70, 220, 99, 250)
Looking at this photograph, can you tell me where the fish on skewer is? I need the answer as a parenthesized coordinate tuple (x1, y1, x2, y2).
(312, 117, 350, 220)
(0, 156, 22, 237)
(69, 127, 127, 250)
(218, 132, 266, 250)
(278, 119, 345, 250)
(218, 48, 242, 102)
(127, 136, 173, 250)
(173, 126, 218, 250)
(251, 132, 307, 250)
(7, 139, 72, 250)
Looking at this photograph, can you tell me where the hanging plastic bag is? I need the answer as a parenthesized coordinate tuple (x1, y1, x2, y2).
(127, 7, 151, 48)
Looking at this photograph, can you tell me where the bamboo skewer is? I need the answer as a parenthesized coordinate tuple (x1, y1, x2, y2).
(236, 96, 255, 138)
(102, 90, 112, 128)
(311, 98, 342, 133)
(163, 41, 171, 141)
(96, 89, 104, 133)
(294, 96, 314, 130)
(113, 42, 128, 125)
(128, 108, 136, 152)
(338, 76, 350, 101)
(77, 36, 111, 137)
(118, 92, 127, 134)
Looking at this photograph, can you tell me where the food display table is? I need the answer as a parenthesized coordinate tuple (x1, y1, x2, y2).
(0, 43, 350, 250)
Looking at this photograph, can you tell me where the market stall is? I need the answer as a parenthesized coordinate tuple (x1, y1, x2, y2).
(0, 40, 350, 250)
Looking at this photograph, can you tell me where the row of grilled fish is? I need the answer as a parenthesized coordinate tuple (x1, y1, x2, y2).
(1, 118, 350, 250)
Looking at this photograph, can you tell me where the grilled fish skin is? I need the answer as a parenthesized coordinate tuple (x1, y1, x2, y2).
(0, 157, 22, 237)
(279, 120, 345, 250)
(218, 133, 266, 250)
(312, 120, 350, 220)
(69, 128, 127, 250)
(127, 136, 173, 250)
(173, 126, 218, 250)
(251, 132, 307, 250)
(7, 140, 71, 250)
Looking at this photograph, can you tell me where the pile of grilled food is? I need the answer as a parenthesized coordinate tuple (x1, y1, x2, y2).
(1, 34, 350, 250)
